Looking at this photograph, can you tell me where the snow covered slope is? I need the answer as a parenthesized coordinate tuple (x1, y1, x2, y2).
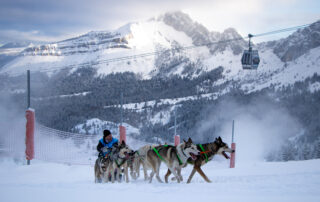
(72, 118, 146, 150)
(207, 45, 320, 93)
(0, 16, 197, 78)
(0, 158, 319, 202)
(0, 12, 320, 96)
(73, 118, 140, 136)
(1, 12, 319, 96)
(0, 11, 246, 78)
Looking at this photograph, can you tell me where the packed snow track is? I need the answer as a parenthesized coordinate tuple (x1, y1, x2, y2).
(0, 158, 319, 202)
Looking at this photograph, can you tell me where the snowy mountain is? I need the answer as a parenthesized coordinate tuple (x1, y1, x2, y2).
(272, 20, 320, 62)
(73, 118, 140, 137)
(1, 12, 319, 161)
(159, 11, 247, 55)
(0, 41, 37, 49)
(71, 118, 148, 150)
(0, 11, 247, 78)
(0, 12, 319, 91)
(0, 42, 36, 70)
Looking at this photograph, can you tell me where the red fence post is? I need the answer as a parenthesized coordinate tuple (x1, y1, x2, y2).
(230, 120, 236, 168)
(119, 125, 126, 143)
(230, 143, 236, 168)
(174, 135, 180, 146)
(25, 109, 35, 163)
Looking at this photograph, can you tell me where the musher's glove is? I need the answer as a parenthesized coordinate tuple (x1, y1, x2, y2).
(102, 147, 109, 153)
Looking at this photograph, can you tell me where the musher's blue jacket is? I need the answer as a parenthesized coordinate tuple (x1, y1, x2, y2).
(97, 138, 118, 156)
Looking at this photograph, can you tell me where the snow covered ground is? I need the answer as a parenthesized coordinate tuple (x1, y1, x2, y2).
(0, 157, 319, 202)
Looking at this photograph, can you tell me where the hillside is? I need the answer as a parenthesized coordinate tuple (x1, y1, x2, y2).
(0, 11, 319, 162)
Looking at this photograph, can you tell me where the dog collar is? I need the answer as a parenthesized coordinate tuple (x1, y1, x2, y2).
(177, 145, 189, 164)
(181, 147, 188, 158)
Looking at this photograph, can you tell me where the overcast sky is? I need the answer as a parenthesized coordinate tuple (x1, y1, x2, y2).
(0, 0, 319, 44)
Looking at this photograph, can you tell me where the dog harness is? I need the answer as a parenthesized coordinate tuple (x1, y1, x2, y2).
(198, 144, 208, 163)
(176, 154, 183, 165)
(114, 158, 126, 168)
(153, 147, 166, 162)
(153, 146, 183, 165)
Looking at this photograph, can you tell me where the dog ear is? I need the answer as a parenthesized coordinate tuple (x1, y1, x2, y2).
(183, 139, 187, 143)
(215, 137, 220, 143)
(121, 140, 126, 146)
(187, 137, 193, 143)
(217, 137, 222, 144)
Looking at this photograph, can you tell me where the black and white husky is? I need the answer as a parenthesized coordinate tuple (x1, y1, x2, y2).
(145, 138, 200, 183)
(131, 145, 151, 180)
(165, 136, 235, 183)
(94, 141, 133, 183)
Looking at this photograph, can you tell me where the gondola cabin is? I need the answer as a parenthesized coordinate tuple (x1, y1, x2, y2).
(241, 34, 260, 70)
(241, 49, 260, 70)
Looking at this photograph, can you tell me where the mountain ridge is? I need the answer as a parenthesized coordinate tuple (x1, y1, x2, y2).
(0, 12, 319, 162)
(0, 12, 318, 81)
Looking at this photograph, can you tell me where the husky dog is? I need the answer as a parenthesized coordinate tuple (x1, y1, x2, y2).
(94, 155, 111, 183)
(131, 145, 155, 181)
(146, 138, 200, 183)
(165, 136, 234, 183)
(126, 151, 138, 180)
(94, 145, 119, 183)
(109, 141, 134, 183)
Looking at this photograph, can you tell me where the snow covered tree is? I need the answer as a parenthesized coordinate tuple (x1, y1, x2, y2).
(314, 137, 320, 159)
(302, 143, 312, 160)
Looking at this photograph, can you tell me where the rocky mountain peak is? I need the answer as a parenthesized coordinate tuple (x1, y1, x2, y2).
(222, 28, 242, 38)
(160, 11, 195, 28)
(159, 11, 212, 43)
(159, 11, 245, 55)
(273, 20, 320, 62)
